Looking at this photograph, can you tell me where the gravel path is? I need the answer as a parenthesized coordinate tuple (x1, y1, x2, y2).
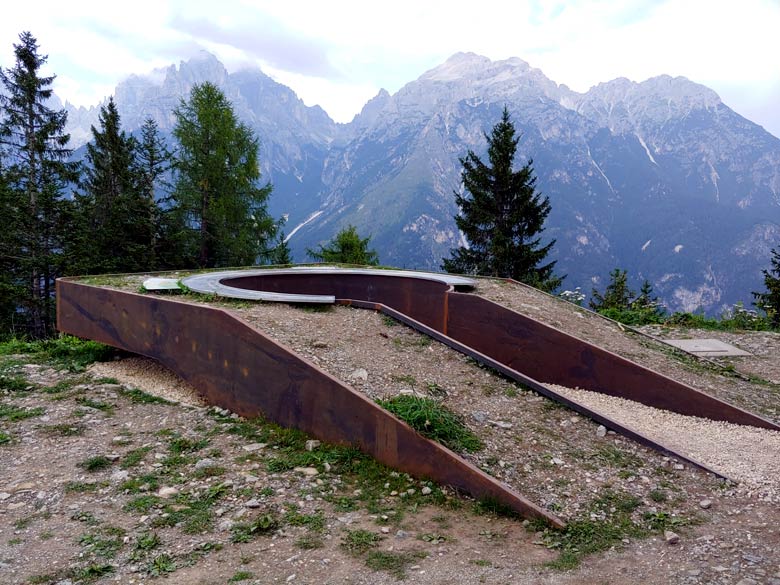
(548, 384, 780, 502)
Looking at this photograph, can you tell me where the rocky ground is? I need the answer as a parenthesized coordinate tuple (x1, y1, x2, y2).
(1, 274, 779, 584)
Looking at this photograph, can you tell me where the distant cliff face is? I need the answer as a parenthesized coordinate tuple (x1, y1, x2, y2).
(62, 52, 780, 313)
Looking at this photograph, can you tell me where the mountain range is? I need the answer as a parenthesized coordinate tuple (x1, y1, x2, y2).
(57, 51, 780, 314)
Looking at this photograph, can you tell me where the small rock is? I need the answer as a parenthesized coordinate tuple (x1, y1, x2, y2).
(472, 411, 487, 423)
(0, 493, 11, 501)
(396, 530, 409, 539)
(286, 575, 296, 583)
(242, 443, 266, 452)
(293, 467, 319, 477)
(596, 425, 607, 437)
(14, 482, 35, 491)
(243, 474, 259, 483)
(421, 486, 432, 495)
(380, 527, 390, 534)
(673, 464, 685, 470)
(157, 486, 178, 499)
(736, 579, 757, 585)
(194, 458, 217, 471)
(305, 440, 321, 452)
(551, 457, 564, 466)
(699, 499, 712, 510)
(323, 462, 331, 472)
(245, 499, 261, 508)
(687, 569, 701, 577)
(110, 469, 129, 483)
(8, 502, 26, 510)
(488, 420, 513, 429)
(664, 530, 680, 545)
(712, 566, 728, 573)
(348, 368, 368, 382)
(218, 519, 234, 532)
(311, 341, 328, 348)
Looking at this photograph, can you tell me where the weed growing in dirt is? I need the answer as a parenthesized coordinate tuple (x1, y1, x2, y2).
(231, 514, 279, 543)
(42, 422, 86, 436)
(0, 374, 34, 392)
(0, 430, 10, 444)
(119, 387, 172, 405)
(341, 529, 382, 555)
(65, 481, 100, 493)
(120, 446, 152, 469)
(365, 550, 428, 579)
(147, 553, 176, 576)
(229, 571, 255, 582)
(377, 395, 483, 453)
(0, 402, 44, 421)
(80, 455, 113, 472)
(75, 397, 115, 415)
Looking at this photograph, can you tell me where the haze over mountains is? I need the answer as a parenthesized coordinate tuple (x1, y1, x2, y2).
(58, 51, 780, 313)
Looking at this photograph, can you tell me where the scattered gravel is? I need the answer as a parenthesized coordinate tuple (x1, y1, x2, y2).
(548, 384, 780, 502)
(88, 356, 207, 406)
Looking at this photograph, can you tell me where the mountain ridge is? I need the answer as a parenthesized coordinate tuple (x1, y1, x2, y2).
(57, 52, 780, 314)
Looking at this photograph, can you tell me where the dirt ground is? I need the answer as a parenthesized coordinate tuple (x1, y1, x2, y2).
(1, 275, 779, 584)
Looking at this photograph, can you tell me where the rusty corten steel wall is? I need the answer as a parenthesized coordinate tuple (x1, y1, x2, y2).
(444, 292, 780, 430)
(221, 273, 449, 331)
(223, 271, 779, 431)
(56, 280, 563, 528)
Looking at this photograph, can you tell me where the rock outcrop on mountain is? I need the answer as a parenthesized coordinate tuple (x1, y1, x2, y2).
(61, 52, 780, 313)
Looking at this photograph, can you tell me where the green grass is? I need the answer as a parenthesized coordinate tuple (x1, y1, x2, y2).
(230, 514, 279, 543)
(41, 422, 86, 436)
(135, 532, 161, 552)
(120, 446, 152, 469)
(341, 529, 382, 555)
(80, 455, 113, 472)
(0, 430, 10, 445)
(147, 553, 176, 577)
(365, 550, 427, 579)
(377, 395, 483, 453)
(0, 374, 34, 392)
(0, 335, 116, 371)
(65, 481, 100, 493)
(229, 571, 255, 583)
(0, 402, 44, 421)
(119, 387, 172, 405)
(75, 396, 115, 415)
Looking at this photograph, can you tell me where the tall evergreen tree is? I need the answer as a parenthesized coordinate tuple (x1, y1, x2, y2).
(753, 247, 780, 328)
(168, 82, 275, 268)
(442, 107, 561, 291)
(67, 98, 154, 274)
(136, 118, 172, 270)
(0, 32, 78, 338)
(590, 268, 634, 310)
(307, 225, 379, 265)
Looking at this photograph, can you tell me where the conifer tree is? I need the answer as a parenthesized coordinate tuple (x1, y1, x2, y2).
(68, 98, 154, 274)
(442, 107, 561, 291)
(590, 268, 633, 310)
(168, 82, 275, 268)
(270, 230, 292, 265)
(0, 32, 78, 338)
(753, 248, 780, 328)
(307, 225, 379, 265)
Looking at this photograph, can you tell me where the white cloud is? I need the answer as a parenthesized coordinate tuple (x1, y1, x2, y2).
(0, 0, 778, 133)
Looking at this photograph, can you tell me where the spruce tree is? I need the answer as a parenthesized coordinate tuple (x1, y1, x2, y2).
(307, 225, 379, 265)
(442, 107, 561, 291)
(0, 32, 78, 338)
(136, 118, 172, 270)
(590, 268, 634, 310)
(168, 82, 276, 268)
(68, 98, 154, 274)
(753, 248, 780, 328)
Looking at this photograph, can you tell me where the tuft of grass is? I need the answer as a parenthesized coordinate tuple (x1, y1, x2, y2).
(135, 532, 161, 552)
(0, 374, 35, 393)
(42, 422, 86, 436)
(75, 563, 115, 581)
(365, 550, 428, 579)
(119, 387, 171, 405)
(341, 529, 382, 555)
(231, 514, 279, 543)
(228, 571, 255, 582)
(80, 455, 113, 472)
(295, 534, 324, 549)
(75, 397, 115, 415)
(377, 395, 483, 453)
(0, 402, 45, 421)
(65, 481, 100, 493)
(120, 446, 152, 469)
(0, 336, 116, 372)
(0, 430, 10, 445)
(147, 553, 176, 577)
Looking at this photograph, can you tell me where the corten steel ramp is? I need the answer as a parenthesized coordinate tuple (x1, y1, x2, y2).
(57, 268, 780, 523)
(56, 278, 564, 528)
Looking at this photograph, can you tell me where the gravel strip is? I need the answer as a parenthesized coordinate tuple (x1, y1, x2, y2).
(547, 384, 780, 502)
(88, 356, 207, 406)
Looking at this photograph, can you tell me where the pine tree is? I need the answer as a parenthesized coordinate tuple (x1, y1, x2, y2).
(168, 82, 276, 268)
(68, 98, 154, 274)
(136, 118, 172, 270)
(307, 225, 379, 265)
(442, 107, 561, 291)
(753, 248, 780, 328)
(0, 32, 78, 338)
(590, 268, 634, 310)
(269, 230, 292, 265)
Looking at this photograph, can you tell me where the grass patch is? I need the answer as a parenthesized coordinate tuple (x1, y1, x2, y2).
(0, 430, 10, 445)
(119, 387, 172, 405)
(0, 374, 34, 393)
(284, 507, 325, 531)
(65, 481, 99, 493)
(147, 553, 176, 577)
(75, 397, 115, 415)
(295, 534, 324, 549)
(0, 336, 116, 372)
(228, 571, 255, 582)
(365, 550, 427, 579)
(151, 484, 229, 534)
(0, 402, 45, 421)
(341, 529, 382, 555)
(80, 455, 113, 472)
(231, 514, 279, 543)
(120, 446, 152, 469)
(377, 395, 483, 453)
(42, 422, 86, 436)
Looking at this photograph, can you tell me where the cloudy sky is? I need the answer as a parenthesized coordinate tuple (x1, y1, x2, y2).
(2, 0, 779, 136)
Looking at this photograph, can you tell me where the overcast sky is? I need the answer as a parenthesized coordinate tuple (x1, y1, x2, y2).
(2, 0, 779, 137)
